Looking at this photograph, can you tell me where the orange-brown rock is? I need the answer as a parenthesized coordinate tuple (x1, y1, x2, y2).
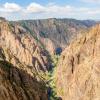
(0, 20, 51, 72)
(56, 24, 100, 100)
(0, 19, 48, 100)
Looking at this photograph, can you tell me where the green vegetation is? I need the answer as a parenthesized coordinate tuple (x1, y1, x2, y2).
(46, 55, 60, 100)
(8, 23, 13, 32)
(40, 31, 47, 38)
(0, 60, 11, 72)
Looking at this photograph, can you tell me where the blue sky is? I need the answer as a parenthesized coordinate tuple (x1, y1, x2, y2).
(0, 0, 100, 20)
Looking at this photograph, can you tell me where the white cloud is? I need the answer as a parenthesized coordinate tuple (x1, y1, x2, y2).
(26, 3, 46, 13)
(46, 5, 73, 13)
(0, 2, 21, 13)
(0, 2, 100, 20)
(25, 2, 100, 16)
(26, 3, 73, 14)
(81, 0, 100, 3)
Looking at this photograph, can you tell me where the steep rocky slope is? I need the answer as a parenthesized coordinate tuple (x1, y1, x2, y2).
(0, 18, 51, 72)
(0, 56, 47, 100)
(0, 18, 49, 100)
(17, 18, 97, 54)
(56, 24, 100, 100)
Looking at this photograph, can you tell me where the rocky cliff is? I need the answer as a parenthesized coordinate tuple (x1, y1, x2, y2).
(0, 18, 48, 100)
(0, 18, 51, 71)
(0, 17, 99, 100)
(17, 18, 96, 54)
(0, 58, 47, 100)
(56, 24, 100, 100)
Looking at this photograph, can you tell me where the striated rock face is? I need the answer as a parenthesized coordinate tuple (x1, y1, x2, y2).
(0, 19, 48, 100)
(18, 18, 97, 54)
(56, 24, 100, 100)
(0, 20, 51, 72)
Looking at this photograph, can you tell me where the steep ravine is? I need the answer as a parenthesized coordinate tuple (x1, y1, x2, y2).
(46, 55, 61, 100)
(0, 17, 99, 100)
(15, 18, 97, 55)
(0, 17, 62, 100)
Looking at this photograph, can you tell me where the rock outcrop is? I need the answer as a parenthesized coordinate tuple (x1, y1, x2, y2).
(0, 19, 51, 72)
(56, 24, 100, 100)
(0, 18, 48, 100)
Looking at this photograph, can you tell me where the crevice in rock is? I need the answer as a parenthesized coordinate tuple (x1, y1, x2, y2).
(71, 56, 74, 74)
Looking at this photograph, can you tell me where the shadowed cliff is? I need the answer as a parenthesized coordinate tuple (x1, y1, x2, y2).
(0, 60, 48, 100)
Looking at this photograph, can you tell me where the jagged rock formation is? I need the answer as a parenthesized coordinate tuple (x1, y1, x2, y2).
(0, 19, 51, 72)
(0, 18, 49, 100)
(0, 52, 47, 100)
(17, 18, 97, 54)
(56, 24, 100, 100)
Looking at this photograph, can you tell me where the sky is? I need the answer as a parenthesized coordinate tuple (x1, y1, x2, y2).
(0, 0, 100, 20)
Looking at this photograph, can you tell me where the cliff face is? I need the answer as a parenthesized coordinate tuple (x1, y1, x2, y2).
(0, 19, 48, 100)
(0, 19, 51, 72)
(56, 24, 100, 100)
(18, 19, 96, 54)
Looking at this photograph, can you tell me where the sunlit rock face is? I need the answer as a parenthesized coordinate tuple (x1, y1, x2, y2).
(0, 18, 48, 100)
(0, 19, 51, 72)
(56, 24, 100, 100)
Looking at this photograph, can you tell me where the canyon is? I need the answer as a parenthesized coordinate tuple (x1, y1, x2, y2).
(0, 17, 100, 100)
